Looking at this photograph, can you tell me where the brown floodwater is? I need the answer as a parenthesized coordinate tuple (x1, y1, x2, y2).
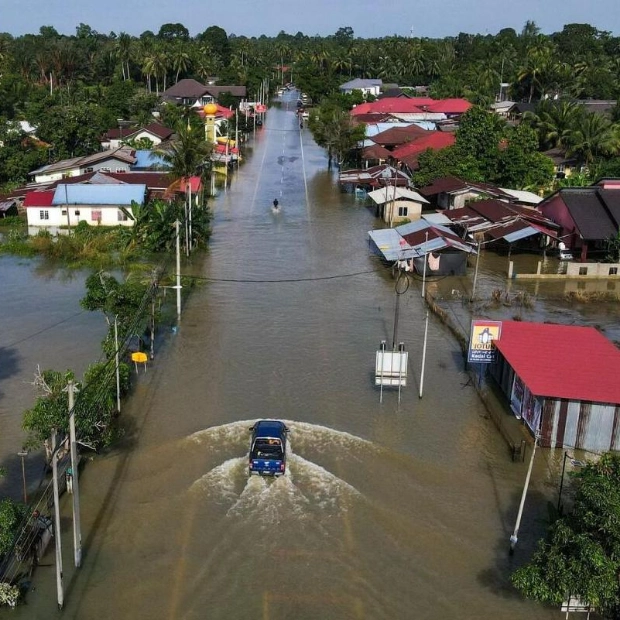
(9, 94, 595, 619)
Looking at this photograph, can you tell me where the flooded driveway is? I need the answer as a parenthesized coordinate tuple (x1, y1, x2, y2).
(13, 94, 561, 619)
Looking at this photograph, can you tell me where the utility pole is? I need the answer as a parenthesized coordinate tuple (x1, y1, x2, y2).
(175, 220, 181, 323)
(422, 230, 429, 298)
(51, 430, 64, 609)
(509, 433, 539, 555)
(419, 310, 429, 398)
(470, 239, 482, 302)
(114, 317, 121, 414)
(68, 381, 82, 567)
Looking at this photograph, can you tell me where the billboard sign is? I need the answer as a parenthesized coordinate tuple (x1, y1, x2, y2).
(468, 320, 502, 364)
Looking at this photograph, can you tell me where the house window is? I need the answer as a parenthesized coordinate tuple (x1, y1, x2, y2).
(609, 267, 618, 276)
(91, 210, 102, 222)
(398, 206, 408, 217)
(579, 267, 588, 276)
(116, 168, 126, 173)
(84, 167, 94, 173)
(100, 167, 111, 172)
(61, 210, 67, 216)
(118, 210, 128, 222)
(40, 210, 49, 220)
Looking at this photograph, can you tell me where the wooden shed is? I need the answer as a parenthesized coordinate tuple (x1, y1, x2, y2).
(488, 321, 620, 451)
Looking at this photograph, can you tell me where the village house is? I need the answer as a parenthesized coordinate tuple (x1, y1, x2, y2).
(418, 176, 517, 209)
(161, 79, 246, 108)
(537, 180, 620, 261)
(440, 198, 560, 253)
(24, 183, 146, 230)
(367, 186, 428, 224)
(489, 321, 620, 451)
(367, 218, 476, 276)
(339, 78, 382, 97)
(101, 122, 174, 150)
(29, 147, 136, 184)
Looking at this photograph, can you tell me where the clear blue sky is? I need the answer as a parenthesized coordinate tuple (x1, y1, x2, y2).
(5, 0, 620, 39)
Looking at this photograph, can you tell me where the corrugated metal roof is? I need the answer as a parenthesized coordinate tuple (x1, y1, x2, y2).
(422, 213, 453, 225)
(368, 229, 419, 261)
(495, 321, 620, 404)
(561, 189, 617, 240)
(367, 187, 429, 205)
(24, 190, 55, 207)
(52, 184, 146, 205)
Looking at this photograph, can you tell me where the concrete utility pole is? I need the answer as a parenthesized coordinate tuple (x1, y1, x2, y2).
(419, 310, 429, 398)
(470, 240, 482, 302)
(68, 381, 82, 567)
(51, 430, 64, 609)
(114, 317, 121, 414)
(510, 433, 539, 555)
(175, 220, 182, 323)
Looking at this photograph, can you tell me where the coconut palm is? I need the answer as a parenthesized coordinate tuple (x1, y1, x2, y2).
(115, 32, 132, 81)
(565, 112, 620, 166)
(523, 99, 584, 150)
(171, 43, 191, 84)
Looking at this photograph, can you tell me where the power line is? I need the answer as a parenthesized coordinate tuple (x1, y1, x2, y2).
(178, 270, 377, 284)
(2, 310, 88, 349)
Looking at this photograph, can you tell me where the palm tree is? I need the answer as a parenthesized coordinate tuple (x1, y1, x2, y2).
(171, 43, 191, 84)
(565, 112, 620, 166)
(115, 32, 132, 81)
(156, 122, 213, 181)
(523, 99, 583, 150)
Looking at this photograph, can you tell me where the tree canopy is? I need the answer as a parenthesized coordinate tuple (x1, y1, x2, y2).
(512, 453, 620, 619)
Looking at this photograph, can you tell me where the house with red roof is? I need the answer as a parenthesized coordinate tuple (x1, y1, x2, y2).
(390, 132, 456, 171)
(488, 321, 620, 450)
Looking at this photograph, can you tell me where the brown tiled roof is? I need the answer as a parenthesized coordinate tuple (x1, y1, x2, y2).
(371, 125, 428, 147)
(418, 176, 512, 200)
(361, 144, 391, 160)
(162, 79, 210, 99)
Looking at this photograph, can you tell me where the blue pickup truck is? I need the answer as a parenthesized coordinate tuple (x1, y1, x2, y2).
(248, 420, 289, 477)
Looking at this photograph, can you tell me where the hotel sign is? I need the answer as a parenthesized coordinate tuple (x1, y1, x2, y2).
(468, 320, 502, 364)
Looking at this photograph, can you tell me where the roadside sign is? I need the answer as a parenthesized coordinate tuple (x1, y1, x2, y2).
(468, 320, 502, 364)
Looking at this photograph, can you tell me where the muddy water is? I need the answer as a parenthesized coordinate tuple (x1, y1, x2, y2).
(16, 95, 561, 619)
(0, 257, 106, 497)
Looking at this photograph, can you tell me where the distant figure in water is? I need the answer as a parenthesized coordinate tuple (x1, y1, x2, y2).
(272, 198, 280, 212)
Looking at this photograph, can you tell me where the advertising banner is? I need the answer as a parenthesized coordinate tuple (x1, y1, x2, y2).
(468, 320, 502, 364)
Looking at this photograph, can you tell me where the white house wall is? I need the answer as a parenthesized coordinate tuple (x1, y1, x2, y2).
(27, 206, 135, 228)
(35, 166, 82, 184)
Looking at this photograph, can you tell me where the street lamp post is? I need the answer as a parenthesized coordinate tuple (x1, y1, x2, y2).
(17, 450, 28, 504)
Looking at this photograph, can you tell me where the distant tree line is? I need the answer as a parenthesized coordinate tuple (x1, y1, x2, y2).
(1, 20, 620, 189)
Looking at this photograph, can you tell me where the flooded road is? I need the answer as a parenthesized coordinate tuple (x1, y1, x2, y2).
(15, 94, 561, 619)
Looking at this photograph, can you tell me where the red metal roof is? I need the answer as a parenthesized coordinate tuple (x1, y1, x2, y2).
(392, 133, 456, 158)
(351, 98, 425, 115)
(427, 99, 472, 114)
(494, 321, 620, 404)
(23, 190, 55, 207)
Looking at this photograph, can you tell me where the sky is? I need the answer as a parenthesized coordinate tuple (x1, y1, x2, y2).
(4, 0, 620, 39)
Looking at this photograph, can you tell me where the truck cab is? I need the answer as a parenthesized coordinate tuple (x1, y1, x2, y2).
(248, 420, 289, 477)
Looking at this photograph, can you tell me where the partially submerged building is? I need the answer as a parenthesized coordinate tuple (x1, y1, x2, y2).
(489, 321, 620, 451)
